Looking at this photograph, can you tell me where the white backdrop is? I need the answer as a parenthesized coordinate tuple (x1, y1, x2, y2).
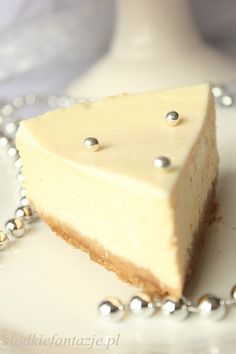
(0, 0, 235, 97)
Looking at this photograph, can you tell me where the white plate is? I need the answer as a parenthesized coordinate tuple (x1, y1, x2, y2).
(0, 106, 236, 354)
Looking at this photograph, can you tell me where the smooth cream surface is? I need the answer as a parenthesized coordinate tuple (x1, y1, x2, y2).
(16, 84, 218, 294)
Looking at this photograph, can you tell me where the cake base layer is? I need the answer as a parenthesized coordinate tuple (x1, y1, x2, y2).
(34, 180, 216, 298)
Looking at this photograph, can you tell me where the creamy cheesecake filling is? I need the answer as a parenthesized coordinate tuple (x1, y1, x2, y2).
(16, 84, 218, 296)
(17, 138, 180, 290)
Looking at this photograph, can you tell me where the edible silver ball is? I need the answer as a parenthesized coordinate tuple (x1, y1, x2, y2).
(2, 104, 13, 116)
(7, 145, 18, 159)
(212, 86, 223, 98)
(0, 231, 9, 250)
(231, 285, 236, 301)
(14, 157, 22, 169)
(154, 156, 171, 170)
(84, 137, 100, 152)
(165, 111, 181, 126)
(0, 134, 10, 148)
(129, 293, 155, 317)
(20, 196, 29, 207)
(221, 95, 233, 107)
(198, 295, 226, 321)
(19, 187, 27, 198)
(25, 94, 36, 105)
(4, 121, 19, 136)
(5, 218, 25, 238)
(98, 297, 125, 322)
(16, 172, 25, 184)
(15, 206, 36, 223)
(13, 96, 24, 108)
(161, 297, 189, 321)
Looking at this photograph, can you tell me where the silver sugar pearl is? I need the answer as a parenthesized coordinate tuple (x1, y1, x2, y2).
(2, 104, 13, 116)
(64, 98, 76, 107)
(4, 121, 19, 136)
(0, 134, 10, 148)
(221, 95, 233, 107)
(14, 157, 22, 169)
(57, 96, 68, 107)
(20, 196, 29, 207)
(231, 285, 236, 301)
(165, 111, 181, 126)
(48, 95, 59, 108)
(0, 231, 9, 250)
(5, 218, 25, 238)
(15, 206, 35, 223)
(98, 297, 125, 322)
(7, 145, 18, 159)
(161, 297, 189, 321)
(129, 293, 155, 317)
(13, 96, 24, 108)
(19, 187, 27, 198)
(25, 94, 36, 105)
(16, 172, 25, 184)
(84, 137, 100, 152)
(198, 295, 226, 321)
(154, 156, 171, 170)
(212, 86, 224, 98)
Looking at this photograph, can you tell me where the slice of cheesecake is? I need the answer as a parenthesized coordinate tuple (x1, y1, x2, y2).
(16, 84, 218, 298)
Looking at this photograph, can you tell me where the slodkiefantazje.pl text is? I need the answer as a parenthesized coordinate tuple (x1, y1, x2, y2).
(1, 333, 121, 350)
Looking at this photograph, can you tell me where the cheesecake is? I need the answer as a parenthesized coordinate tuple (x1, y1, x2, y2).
(16, 84, 219, 298)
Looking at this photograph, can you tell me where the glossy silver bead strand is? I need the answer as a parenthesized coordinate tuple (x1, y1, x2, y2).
(98, 289, 236, 322)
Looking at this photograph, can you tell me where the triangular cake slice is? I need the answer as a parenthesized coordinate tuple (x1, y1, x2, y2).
(16, 84, 218, 298)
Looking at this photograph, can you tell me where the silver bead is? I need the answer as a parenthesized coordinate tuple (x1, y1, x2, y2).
(165, 111, 181, 126)
(64, 98, 76, 107)
(7, 145, 18, 159)
(16, 172, 25, 184)
(2, 104, 13, 116)
(198, 295, 226, 321)
(5, 218, 25, 238)
(84, 137, 100, 152)
(212, 86, 224, 98)
(231, 285, 236, 301)
(19, 187, 27, 198)
(153, 156, 171, 170)
(57, 96, 68, 107)
(14, 157, 22, 169)
(15, 206, 35, 223)
(4, 121, 19, 136)
(25, 94, 36, 105)
(13, 96, 24, 108)
(20, 196, 29, 207)
(98, 297, 125, 322)
(0, 134, 10, 148)
(129, 293, 155, 317)
(161, 297, 189, 321)
(0, 231, 9, 250)
(221, 95, 233, 107)
(48, 95, 59, 108)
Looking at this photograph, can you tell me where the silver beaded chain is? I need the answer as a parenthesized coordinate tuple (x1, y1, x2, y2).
(0, 86, 235, 322)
